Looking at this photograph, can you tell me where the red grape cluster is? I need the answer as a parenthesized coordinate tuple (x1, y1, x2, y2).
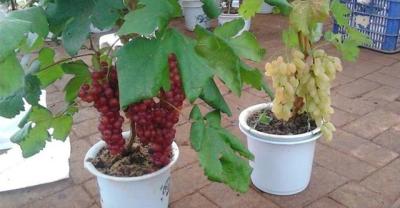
(79, 63, 125, 155)
(125, 54, 185, 167)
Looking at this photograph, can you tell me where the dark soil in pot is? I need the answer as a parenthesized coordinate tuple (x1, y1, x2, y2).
(247, 109, 317, 135)
(89, 143, 170, 177)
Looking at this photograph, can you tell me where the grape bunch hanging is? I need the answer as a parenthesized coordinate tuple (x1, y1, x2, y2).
(265, 49, 342, 140)
(79, 54, 185, 167)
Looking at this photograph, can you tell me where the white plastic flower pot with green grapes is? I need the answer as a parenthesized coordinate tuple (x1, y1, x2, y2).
(218, 0, 251, 35)
(238, 0, 370, 196)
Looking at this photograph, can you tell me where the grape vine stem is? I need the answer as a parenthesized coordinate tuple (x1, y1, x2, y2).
(39, 53, 96, 72)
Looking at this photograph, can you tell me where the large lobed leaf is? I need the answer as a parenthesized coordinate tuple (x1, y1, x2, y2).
(11, 106, 73, 157)
(190, 106, 253, 192)
(118, 0, 181, 36)
(195, 19, 266, 95)
(116, 29, 214, 108)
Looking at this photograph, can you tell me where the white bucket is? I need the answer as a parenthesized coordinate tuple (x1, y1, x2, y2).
(181, 0, 210, 31)
(239, 103, 321, 195)
(84, 134, 179, 208)
(218, 14, 251, 35)
(258, 3, 274, 14)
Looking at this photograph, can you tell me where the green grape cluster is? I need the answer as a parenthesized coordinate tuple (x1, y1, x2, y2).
(265, 56, 299, 121)
(265, 49, 343, 140)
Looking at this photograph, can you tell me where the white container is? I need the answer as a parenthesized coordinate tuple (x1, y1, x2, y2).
(258, 3, 274, 14)
(239, 103, 321, 195)
(218, 13, 251, 35)
(84, 134, 179, 208)
(181, 0, 210, 31)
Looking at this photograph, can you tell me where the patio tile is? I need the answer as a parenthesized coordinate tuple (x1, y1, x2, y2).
(73, 107, 99, 124)
(0, 179, 73, 208)
(173, 146, 198, 172)
(379, 62, 400, 78)
(315, 144, 376, 180)
(175, 122, 191, 146)
(72, 118, 100, 138)
(200, 183, 280, 208)
(170, 163, 210, 203)
(341, 61, 382, 79)
(70, 139, 92, 163)
(330, 182, 387, 208)
(364, 72, 400, 89)
(22, 186, 94, 208)
(83, 178, 99, 198)
(331, 92, 380, 115)
(331, 108, 358, 127)
(361, 159, 400, 202)
(170, 193, 218, 208)
(305, 197, 346, 208)
(332, 73, 355, 88)
(350, 142, 398, 167)
(336, 78, 380, 98)
(262, 165, 348, 208)
(343, 109, 400, 139)
(362, 85, 400, 102)
(319, 129, 369, 154)
(373, 128, 400, 153)
(70, 161, 94, 184)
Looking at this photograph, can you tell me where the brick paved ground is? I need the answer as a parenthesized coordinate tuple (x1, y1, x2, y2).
(2, 14, 400, 208)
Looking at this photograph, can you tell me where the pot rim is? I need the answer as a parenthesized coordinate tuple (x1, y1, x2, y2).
(84, 132, 180, 182)
(239, 103, 321, 145)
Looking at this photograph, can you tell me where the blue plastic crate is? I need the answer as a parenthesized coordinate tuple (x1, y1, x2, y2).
(333, 0, 400, 53)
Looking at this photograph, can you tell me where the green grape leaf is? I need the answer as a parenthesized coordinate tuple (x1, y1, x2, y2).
(347, 27, 372, 45)
(62, 61, 91, 103)
(239, 64, 264, 90)
(91, 0, 125, 30)
(215, 19, 265, 62)
(195, 26, 242, 96)
(290, 0, 329, 35)
(36, 48, 64, 87)
(282, 27, 299, 48)
(239, 0, 264, 19)
(46, 0, 95, 55)
(0, 18, 31, 62)
(11, 122, 50, 158)
(259, 113, 271, 124)
(29, 106, 53, 128)
(118, 0, 179, 36)
(8, 7, 49, 38)
(24, 74, 42, 105)
(200, 79, 232, 116)
(201, 0, 221, 18)
(228, 31, 266, 62)
(0, 90, 25, 119)
(0, 53, 26, 98)
(52, 115, 73, 141)
(168, 0, 182, 17)
(162, 29, 214, 102)
(264, 0, 292, 16)
(339, 39, 360, 61)
(330, 0, 350, 27)
(116, 38, 170, 108)
(190, 106, 253, 192)
(62, 17, 91, 55)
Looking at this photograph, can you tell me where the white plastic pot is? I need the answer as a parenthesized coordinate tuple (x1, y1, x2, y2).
(258, 3, 274, 14)
(84, 134, 179, 208)
(181, 0, 210, 31)
(218, 13, 251, 35)
(239, 103, 321, 195)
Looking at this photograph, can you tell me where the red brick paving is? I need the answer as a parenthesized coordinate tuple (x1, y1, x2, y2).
(1, 14, 400, 208)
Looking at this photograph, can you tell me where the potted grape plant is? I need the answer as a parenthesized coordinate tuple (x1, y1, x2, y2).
(0, 0, 267, 207)
(238, 0, 371, 195)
